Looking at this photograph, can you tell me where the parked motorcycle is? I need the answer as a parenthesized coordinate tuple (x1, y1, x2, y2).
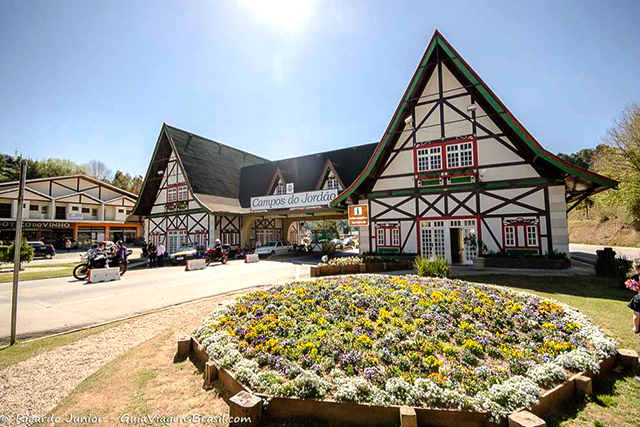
(73, 246, 131, 280)
(205, 244, 229, 266)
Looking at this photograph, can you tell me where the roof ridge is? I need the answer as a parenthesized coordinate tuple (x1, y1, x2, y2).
(163, 123, 270, 162)
(243, 141, 379, 169)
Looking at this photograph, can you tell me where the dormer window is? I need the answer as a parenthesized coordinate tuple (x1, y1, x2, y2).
(274, 179, 286, 195)
(327, 175, 339, 190)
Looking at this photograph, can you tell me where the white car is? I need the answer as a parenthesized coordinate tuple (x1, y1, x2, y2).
(254, 240, 293, 257)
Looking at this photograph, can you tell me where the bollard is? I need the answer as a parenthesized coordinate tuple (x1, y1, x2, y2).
(203, 361, 218, 390)
(617, 349, 639, 373)
(229, 391, 262, 427)
(176, 335, 191, 356)
(575, 375, 593, 396)
(508, 411, 546, 427)
(399, 406, 417, 427)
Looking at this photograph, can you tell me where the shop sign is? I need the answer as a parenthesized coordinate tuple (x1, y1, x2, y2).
(0, 220, 72, 229)
(250, 189, 338, 211)
(348, 204, 369, 227)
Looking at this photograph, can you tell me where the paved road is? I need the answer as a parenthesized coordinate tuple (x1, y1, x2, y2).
(0, 259, 308, 342)
(570, 243, 640, 264)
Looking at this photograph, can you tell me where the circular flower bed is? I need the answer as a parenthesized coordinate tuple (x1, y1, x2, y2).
(192, 275, 615, 420)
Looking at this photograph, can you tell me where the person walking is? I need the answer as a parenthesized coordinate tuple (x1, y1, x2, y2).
(147, 243, 157, 268)
(65, 238, 71, 253)
(156, 242, 166, 267)
(116, 240, 129, 275)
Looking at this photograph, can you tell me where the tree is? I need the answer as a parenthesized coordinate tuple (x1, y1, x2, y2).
(29, 157, 86, 179)
(557, 147, 597, 170)
(112, 170, 144, 194)
(2, 237, 34, 264)
(590, 103, 640, 226)
(84, 159, 113, 182)
(603, 102, 640, 175)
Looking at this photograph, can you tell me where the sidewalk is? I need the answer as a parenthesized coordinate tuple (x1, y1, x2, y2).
(569, 243, 640, 265)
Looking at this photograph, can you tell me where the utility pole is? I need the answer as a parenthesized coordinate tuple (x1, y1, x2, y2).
(10, 160, 27, 346)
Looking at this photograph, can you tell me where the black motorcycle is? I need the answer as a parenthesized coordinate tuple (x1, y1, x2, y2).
(73, 248, 127, 280)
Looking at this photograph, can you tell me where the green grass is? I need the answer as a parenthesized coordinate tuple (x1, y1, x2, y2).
(0, 267, 75, 283)
(456, 273, 640, 427)
(0, 319, 128, 370)
(23, 262, 79, 269)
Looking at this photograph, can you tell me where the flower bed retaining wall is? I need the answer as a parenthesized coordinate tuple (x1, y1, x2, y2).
(483, 258, 571, 270)
(178, 336, 633, 427)
(310, 261, 412, 277)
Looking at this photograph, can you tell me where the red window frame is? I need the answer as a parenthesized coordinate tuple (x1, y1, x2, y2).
(501, 219, 541, 253)
(374, 224, 401, 249)
(413, 137, 478, 176)
(167, 183, 188, 203)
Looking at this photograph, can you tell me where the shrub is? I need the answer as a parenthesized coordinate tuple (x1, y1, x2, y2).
(1, 238, 34, 264)
(414, 256, 451, 278)
(322, 256, 362, 266)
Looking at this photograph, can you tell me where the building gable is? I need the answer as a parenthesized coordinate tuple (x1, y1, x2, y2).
(332, 30, 617, 207)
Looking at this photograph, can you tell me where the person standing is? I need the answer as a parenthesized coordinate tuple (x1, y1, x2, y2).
(65, 238, 71, 253)
(156, 242, 166, 267)
(147, 243, 157, 268)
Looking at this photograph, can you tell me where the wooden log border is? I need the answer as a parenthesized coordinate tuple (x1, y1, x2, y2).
(310, 261, 413, 278)
(184, 335, 627, 427)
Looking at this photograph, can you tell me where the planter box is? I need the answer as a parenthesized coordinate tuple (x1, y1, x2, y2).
(483, 257, 571, 270)
(183, 337, 623, 427)
(365, 262, 385, 272)
(341, 264, 360, 274)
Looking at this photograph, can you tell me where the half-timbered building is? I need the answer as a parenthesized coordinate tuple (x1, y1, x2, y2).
(131, 124, 376, 254)
(133, 31, 616, 261)
(331, 31, 617, 263)
(0, 174, 140, 247)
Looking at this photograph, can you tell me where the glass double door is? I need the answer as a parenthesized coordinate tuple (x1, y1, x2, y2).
(420, 218, 477, 265)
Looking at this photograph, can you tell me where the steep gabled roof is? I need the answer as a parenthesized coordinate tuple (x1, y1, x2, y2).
(331, 30, 617, 206)
(132, 124, 268, 216)
(238, 142, 377, 208)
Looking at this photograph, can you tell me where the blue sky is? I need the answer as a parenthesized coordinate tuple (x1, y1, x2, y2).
(0, 0, 638, 176)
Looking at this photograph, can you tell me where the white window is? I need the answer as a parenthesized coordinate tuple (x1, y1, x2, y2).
(222, 231, 239, 246)
(420, 223, 446, 258)
(274, 183, 285, 195)
(167, 187, 177, 203)
(327, 177, 339, 190)
(167, 230, 186, 254)
(376, 228, 385, 246)
(504, 226, 516, 247)
(446, 142, 474, 169)
(391, 228, 400, 246)
(417, 146, 442, 172)
(526, 225, 538, 247)
(177, 185, 188, 201)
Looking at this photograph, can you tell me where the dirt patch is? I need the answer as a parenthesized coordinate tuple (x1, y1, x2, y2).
(0, 293, 247, 420)
(569, 219, 640, 247)
(49, 329, 231, 426)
